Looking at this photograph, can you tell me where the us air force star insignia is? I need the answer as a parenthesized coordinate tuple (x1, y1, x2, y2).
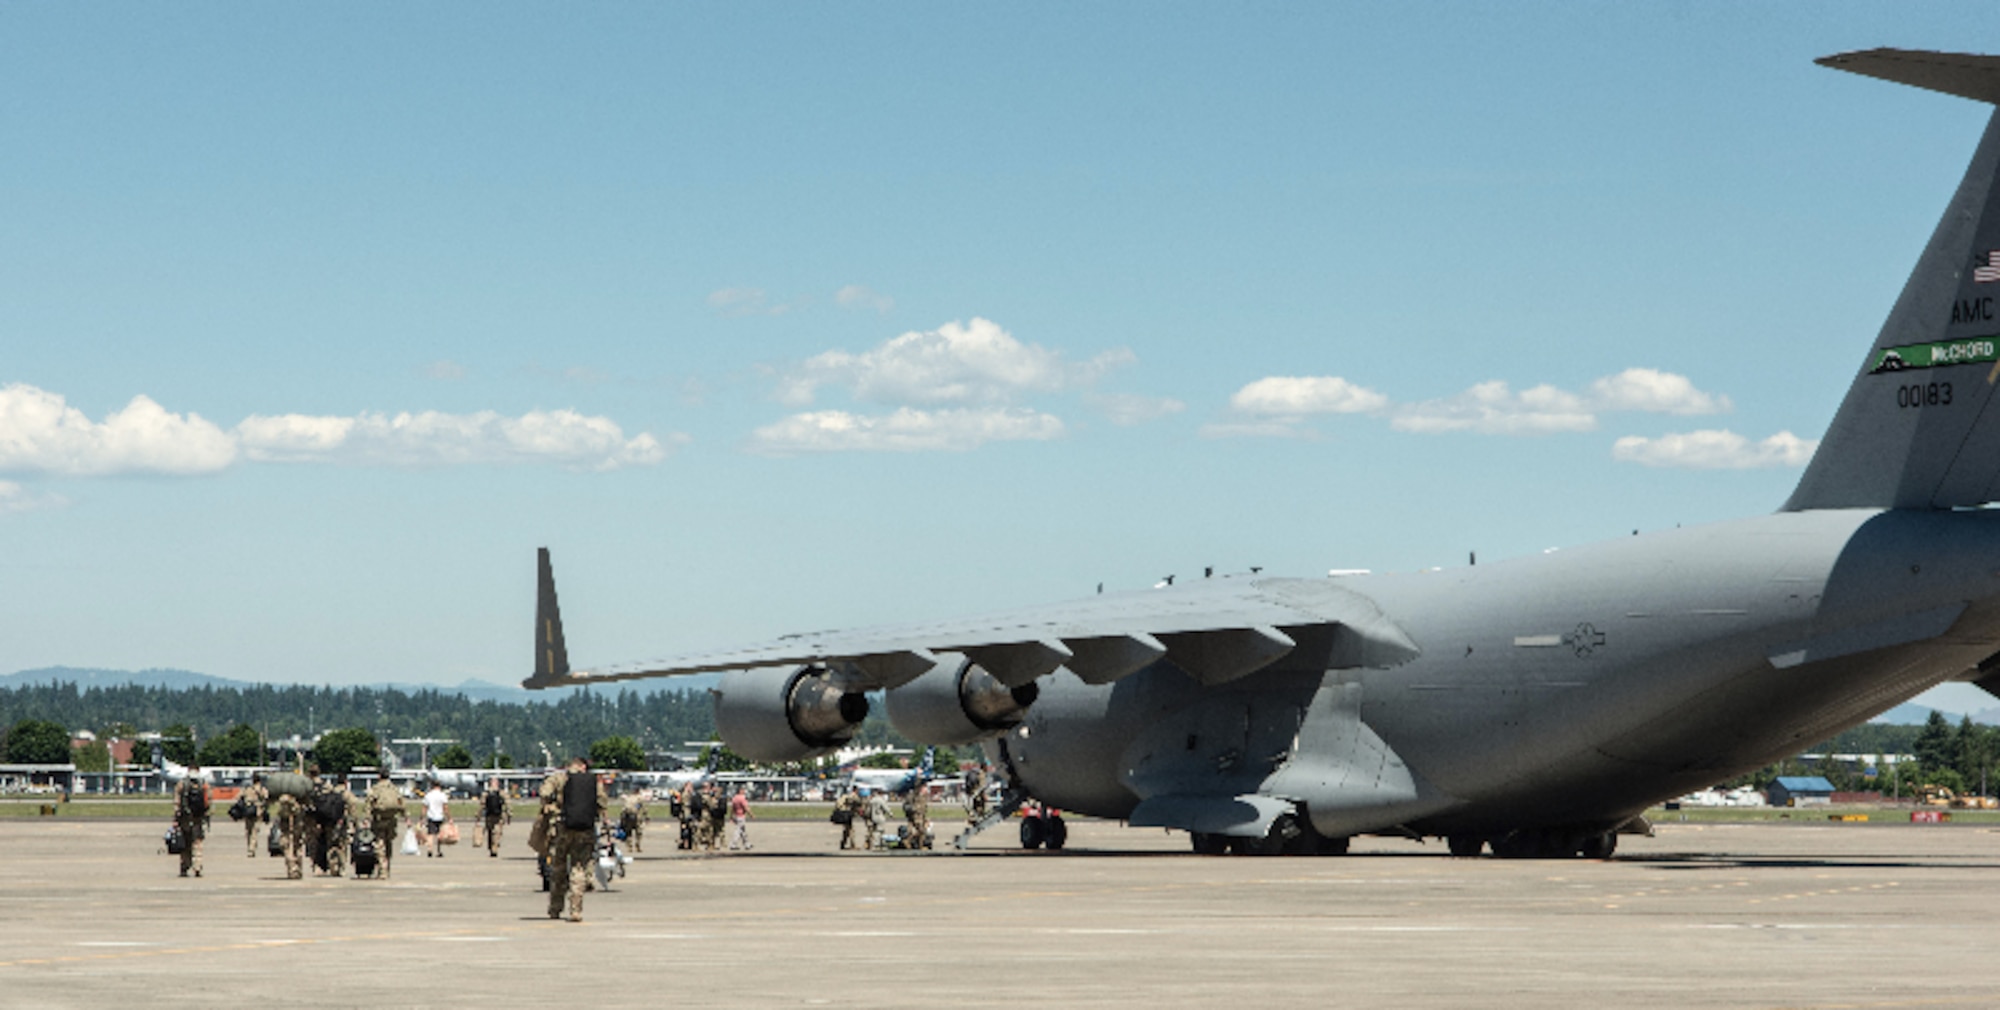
(1564, 622, 1606, 658)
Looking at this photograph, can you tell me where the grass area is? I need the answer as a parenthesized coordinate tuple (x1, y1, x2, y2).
(0, 797, 881, 823)
(1645, 804, 2000, 825)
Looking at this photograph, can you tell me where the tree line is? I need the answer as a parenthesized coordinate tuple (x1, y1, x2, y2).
(0, 678, 940, 777)
(0, 679, 718, 771)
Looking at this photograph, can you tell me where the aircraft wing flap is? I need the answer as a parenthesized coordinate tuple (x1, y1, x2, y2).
(546, 576, 1418, 690)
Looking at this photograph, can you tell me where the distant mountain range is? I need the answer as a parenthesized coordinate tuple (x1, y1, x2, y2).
(0, 666, 718, 703)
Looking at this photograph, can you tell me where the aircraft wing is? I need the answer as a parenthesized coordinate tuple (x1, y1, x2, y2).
(528, 548, 1420, 692)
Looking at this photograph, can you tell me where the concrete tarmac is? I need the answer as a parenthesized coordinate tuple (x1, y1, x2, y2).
(2, 816, 1996, 1009)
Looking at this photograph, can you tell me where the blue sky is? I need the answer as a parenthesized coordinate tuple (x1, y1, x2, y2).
(5, 5, 2000, 711)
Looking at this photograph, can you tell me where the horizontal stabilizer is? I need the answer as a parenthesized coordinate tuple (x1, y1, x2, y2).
(1818, 49, 2000, 105)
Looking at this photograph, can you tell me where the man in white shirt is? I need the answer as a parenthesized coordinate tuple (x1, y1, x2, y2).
(423, 781, 450, 858)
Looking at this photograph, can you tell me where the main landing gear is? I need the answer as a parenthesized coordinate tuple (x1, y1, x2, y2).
(1189, 813, 1351, 856)
(1449, 828, 1619, 860)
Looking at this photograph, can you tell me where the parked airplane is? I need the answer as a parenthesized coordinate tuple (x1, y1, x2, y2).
(527, 49, 2000, 858)
(845, 747, 935, 795)
(146, 740, 274, 787)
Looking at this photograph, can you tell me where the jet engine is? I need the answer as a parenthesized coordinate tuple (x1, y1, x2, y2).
(885, 654, 1040, 746)
(712, 665, 870, 763)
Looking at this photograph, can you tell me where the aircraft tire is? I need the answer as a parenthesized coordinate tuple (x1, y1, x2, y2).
(1314, 834, 1350, 856)
(1447, 835, 1485, 858)
(1191, 832, 1228, 855)
(1577, 831, 1617, 860)
(1045, 815, 1067, 851)
(1019, 814, 1046, 850)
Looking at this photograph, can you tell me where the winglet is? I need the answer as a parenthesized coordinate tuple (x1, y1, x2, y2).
(525, 547, 572, 689)
(1818, 49, 2000, 105)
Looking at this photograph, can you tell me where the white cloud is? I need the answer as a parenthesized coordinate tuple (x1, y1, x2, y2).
(1589, 368, 1731, 415)
(421, 359, 467, 381)
(775, 318, 1133, 407)
(0, 481, 66, 515)
(1230, 376, 1389, 417)
(238, 409, 678, 471)
(834, 284, 895, 314)
(1216, 368, 1729, 439)
(0, 383, 676, 477)
(1390, 381, 1597, 434)
(1611, 429, 1816, 469)
(707, 287, 795, 317)
(1090, 392, 1186, 426)
(747, 407, 1064, 454)
(0, 384, 238, 476)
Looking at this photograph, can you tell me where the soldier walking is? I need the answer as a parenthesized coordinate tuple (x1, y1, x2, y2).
(617, 790, 648, 853)
(172, 768, 209, 878)
(366, 777, 407, 879)
(834, 785, 862, 850)
(703, 781, 727, 852)
(861, 787, 890, 850)
(902, 781, 931, 850)
(480, 778, 511, 858)
(240, 773, 269, 857)
(273, 788, 307, 880)
(965, 764, 990, 823)
(688, 782, 712, 850)
(538, 756, 607, 923)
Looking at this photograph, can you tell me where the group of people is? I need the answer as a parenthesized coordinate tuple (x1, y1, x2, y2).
(169, 762, 517, 881)
(828, 764, 993, 851)
(671, 779, 752, 852)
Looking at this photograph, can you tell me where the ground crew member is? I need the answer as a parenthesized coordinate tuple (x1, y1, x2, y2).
(539, 756, 607, 923)
(862, 787, 890, 850)
(727, 786, 752, 851)
(835, 785, 862, 850)
(688, 782, 713, 850)
(902, 780, 931, 850)
(703, 781, 727, 852)
(273, 788, 306, 880)
(240, 772, 269, 858)
(366, 777, 407, 879)
(965, 764, 990, 823)
(676, 781, 698, 850)
(172, 767, 209, 878)
(304, 766, 346, 876)
(618, 790, 648, 853)
(480, 778, 510, 858)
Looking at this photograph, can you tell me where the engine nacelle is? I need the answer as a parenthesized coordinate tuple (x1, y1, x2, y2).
(885, 654, 1040, 746)
(712, 665, 870, 763)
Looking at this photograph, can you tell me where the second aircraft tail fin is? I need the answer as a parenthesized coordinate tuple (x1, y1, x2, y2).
(1787, 50, 2000, 511)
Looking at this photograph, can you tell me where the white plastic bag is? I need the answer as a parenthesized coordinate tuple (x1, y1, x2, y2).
(401, 826, 420, 856)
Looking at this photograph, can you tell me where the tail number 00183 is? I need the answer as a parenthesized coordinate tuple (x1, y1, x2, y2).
(1897, 382, 1953, 409)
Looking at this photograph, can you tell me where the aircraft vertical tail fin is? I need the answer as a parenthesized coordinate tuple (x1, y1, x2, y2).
(1787, 50, 2000, 511)
(525, 547, 571, 689)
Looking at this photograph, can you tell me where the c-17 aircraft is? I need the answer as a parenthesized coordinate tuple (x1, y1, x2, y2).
(528, 49, 2000, 858)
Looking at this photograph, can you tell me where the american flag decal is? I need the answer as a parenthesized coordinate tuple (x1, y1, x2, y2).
(1976, 250, 2000, 283)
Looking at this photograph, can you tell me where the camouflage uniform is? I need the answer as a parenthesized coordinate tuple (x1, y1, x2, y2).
(862, 790, 890, 850)
(539, 766, 608, 922)
(240, 779, 269, 857)
(703, 783, 726, 852)
(965, 766, 990, 823)
(835, 788, 862, 850)
(172, 778, 208, 877)
(902, 783, 931, 850)
(273, 794, 306, 879)
(366, 779, 407, 879)
(306, 777, 349, 876)
(617, 792, 647, 853)
(480, 783, 511, 858)
(689, 786, 713, 851)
